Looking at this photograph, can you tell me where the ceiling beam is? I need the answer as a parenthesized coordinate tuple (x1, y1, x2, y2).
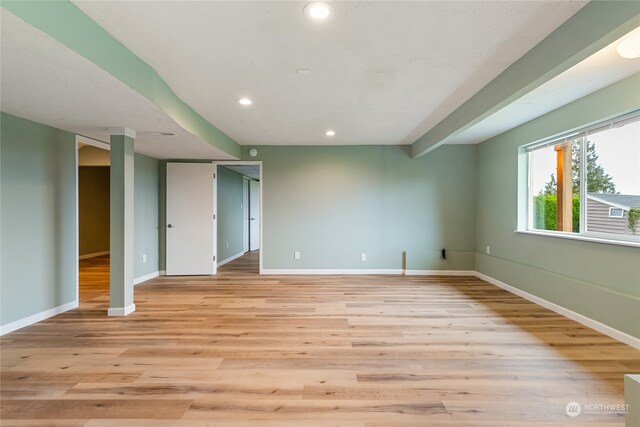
(2, 0, 241, 159)
(411, 1, 640, 158)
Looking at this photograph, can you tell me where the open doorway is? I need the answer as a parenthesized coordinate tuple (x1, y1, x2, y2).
(76, 136, 110, 302)
(215, 162, 262, 275)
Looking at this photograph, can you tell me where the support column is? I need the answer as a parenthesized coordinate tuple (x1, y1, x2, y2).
(108, 127, 135, 316)
(555, 143, 573, 232)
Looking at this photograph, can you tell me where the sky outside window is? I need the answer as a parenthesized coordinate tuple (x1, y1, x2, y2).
(531, 120, 640, 196)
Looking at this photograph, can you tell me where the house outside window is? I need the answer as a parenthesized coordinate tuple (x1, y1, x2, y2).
(521, 111, 640, 244)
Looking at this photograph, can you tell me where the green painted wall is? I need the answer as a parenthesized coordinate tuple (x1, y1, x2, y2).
(240, 145, 477, 271)
(134, 153, 159, 278)
(217, 166, 245, 263)
(475, 74, 640, 339)
(1, 113, 161, 327)
(79, 167, 110, 256)
(1, 112, 76, 325)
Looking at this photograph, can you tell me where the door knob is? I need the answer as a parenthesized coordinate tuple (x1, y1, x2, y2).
(167, 224, 173, 228)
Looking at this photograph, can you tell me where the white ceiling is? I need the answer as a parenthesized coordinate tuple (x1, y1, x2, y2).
(73, 0, 586, 146)
(0, 10, 235, 160)
(3, 1, 633, 158)
(222, 165, 260, 181)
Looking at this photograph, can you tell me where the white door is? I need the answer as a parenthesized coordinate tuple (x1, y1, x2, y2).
(166, 163, 215, 275)
(249, 179, 260, 251)
(243, 177, 250, 253)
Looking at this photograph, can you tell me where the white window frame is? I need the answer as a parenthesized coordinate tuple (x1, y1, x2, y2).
(518, 109, 640, 247)
(608, 207, 624, 218)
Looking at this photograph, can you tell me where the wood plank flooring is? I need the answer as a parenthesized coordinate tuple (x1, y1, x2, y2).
(219, 250, 259, 275)
(78, 255, 110, 303)
(2, 252, 638, 426)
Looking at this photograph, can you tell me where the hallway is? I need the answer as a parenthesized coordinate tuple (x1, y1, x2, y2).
(78, 255, 110, 303)
(219, 250, 259, 275)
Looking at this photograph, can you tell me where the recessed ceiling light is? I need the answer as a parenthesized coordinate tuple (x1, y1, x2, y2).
(237, 98, 253, 106)
(325, 130, 336, 137)
(304, 2, 334, 21)
(616, 27, 640, 59)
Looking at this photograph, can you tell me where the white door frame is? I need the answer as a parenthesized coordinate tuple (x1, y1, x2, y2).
(74, 135, 111, 307)
(213, 161, 263, 274)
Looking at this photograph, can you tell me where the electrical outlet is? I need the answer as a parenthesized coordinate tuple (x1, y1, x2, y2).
(361, 253, 367, 262)
(142, 254, 147, 263)
(226, 242, 229, 249)
(294, 251, 300, 260)
(486, 246, 491, 255)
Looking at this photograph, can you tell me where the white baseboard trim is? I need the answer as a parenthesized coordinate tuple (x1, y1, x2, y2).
(405, 270, 476, 276)
(261, 269, 476, 276)
(107, 304, 136, 317)
(261, 269, 404, 275)
(79, 250, 109, 260)
(0, 301, 78, 335)
(133, 271, 159, 286)
(474, 271, 640, 350)
(217, 252, 245, 268)
(159, 270, 166, 276)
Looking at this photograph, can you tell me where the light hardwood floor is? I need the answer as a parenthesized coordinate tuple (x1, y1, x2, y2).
(1, 252, 638, 426)
(219, 250, 260, 275)
(78, 255, 110, 303)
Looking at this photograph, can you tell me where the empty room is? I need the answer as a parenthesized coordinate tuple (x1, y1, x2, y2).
(1, 1, 639, 425)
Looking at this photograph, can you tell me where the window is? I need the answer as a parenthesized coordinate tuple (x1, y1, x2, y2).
(609, 208, 624, 218)
(523, 111, 640, 244)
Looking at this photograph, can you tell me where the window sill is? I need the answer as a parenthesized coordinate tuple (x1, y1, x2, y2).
(515, 230, 640, 248)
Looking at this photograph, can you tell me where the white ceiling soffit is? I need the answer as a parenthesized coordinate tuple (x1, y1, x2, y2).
(448, 37, 640, 145)
(222, 165, 260, 181)
(0, 10, 236, 160)
(73, 1, 586, 146)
